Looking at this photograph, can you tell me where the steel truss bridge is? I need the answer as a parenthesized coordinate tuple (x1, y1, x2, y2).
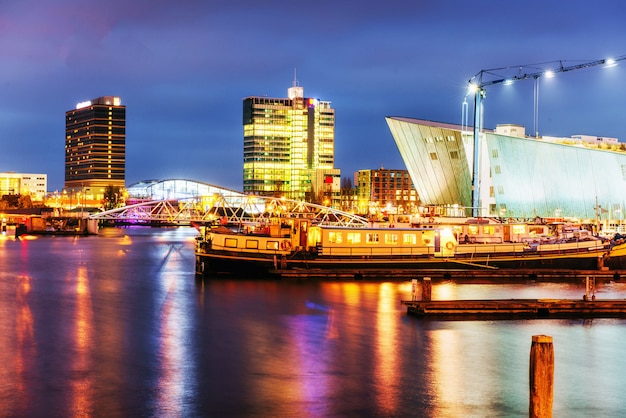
(89, 194, 369, 227)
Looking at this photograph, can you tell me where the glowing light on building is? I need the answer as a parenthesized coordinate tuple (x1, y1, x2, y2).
(75, 101, 92, 109)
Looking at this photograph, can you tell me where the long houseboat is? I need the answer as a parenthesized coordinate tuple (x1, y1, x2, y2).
(195, 215, 608, 277)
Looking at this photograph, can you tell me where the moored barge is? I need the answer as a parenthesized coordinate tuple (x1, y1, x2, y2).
(195, 215, 608, 277)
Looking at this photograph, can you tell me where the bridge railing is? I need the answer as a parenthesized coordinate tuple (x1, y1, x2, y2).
(89, 194, 369, 227)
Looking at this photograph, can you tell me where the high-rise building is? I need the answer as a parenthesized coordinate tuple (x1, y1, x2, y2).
(65, 96, 125, 198)
(243, 82, 338, 201)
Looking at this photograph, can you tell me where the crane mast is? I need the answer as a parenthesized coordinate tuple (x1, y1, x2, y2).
(467, 55, 626, 217)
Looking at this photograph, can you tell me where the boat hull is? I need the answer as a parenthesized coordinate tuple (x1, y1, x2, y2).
(195, 248, 605, 278)
(607, 243, 626, 270)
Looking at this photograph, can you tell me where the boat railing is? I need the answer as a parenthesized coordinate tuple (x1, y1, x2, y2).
(455, 240, 604, 259)
(534, 240, 605, 254)
(320, 245, 437, 259)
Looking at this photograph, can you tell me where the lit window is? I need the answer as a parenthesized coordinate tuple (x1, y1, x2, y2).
(483, 225, 496, 235)
(512, 225, 526, 234)
(385, 233, 398, 244)
(347, 232, 361, 244)
(366, 233, 379, 244)
(329, 232, 343, 244)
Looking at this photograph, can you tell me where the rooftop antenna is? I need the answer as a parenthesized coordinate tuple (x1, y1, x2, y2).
(288, 68, 303, 99)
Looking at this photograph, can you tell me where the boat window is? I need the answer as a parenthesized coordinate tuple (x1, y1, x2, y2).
(483, 225, 496, 235)
(329, 231, 343, 244)
(385, 233, 398, 244)
(225, 238, 238, 248)
(512, 225, 526, 234)
(366, 233, 379, 244)
(266, 241, 279, 250)
(347, 232, 361, 244)
(403, 233, 417, 245)
(468, 225, 479, 235)
(246, 240, 259, 249)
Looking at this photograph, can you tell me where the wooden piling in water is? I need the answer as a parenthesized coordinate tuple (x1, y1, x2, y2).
(422, 277, 432, 301)
(529, 335, 554, 418)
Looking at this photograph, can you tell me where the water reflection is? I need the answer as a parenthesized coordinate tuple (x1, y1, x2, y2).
(2, 227, 626, 416)
(154, 242, 195, 415)
(374, 282, 399, 416)
(69, 264, 94, 416)
(15, 275, 35, 413)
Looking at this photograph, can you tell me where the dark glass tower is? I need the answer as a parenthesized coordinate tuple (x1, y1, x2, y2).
(65, 96, 126, 194)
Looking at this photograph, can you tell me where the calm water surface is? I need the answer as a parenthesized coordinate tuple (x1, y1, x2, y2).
(1, 226, 626, 417)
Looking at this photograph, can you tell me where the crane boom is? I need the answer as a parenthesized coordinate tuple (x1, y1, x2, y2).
(469, 55, 626, 89)
(468, 54, 626, 217)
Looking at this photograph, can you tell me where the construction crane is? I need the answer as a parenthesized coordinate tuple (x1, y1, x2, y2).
(466, 54, 626, 217)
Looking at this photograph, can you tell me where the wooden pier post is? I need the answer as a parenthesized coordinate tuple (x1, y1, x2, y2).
(422, 277, 432, 302)
(529, 335, 554, 418)
(411, 279, 418, 301)
(584, 276, 596, 301)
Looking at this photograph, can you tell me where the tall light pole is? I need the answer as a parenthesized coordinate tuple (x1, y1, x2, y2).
(471, 85, 485, 217)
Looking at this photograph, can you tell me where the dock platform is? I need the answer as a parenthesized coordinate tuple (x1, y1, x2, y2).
(271, 268, 626, 282)
(401, 298, 626, 320)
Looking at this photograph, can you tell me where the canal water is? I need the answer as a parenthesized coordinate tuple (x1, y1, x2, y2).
(1, 226, 626, 417)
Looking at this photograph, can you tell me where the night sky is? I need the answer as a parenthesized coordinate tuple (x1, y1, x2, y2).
(2, 0, 626, 192)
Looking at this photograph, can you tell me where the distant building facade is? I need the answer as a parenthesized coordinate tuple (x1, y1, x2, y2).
(243, 82, 338, 201)
(0, 172, 47, 201)
(65, 96, 126, 198)
(356, 168, 419, 215)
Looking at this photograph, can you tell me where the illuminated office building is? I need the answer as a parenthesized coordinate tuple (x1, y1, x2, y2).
(356, 168, 418, 215)
(0, 172, 47, 201)
(387, 116, 626, 220)
(65, 96, 125, 198)
(243, 83, 337, 201)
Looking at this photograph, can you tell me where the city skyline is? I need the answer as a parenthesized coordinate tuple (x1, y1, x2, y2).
(1, 1, 626, 192)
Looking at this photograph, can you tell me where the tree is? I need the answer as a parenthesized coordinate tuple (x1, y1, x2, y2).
(102, 186, 123, 210)
(18, 194, 32, 209)
(341, 176, 353, 192)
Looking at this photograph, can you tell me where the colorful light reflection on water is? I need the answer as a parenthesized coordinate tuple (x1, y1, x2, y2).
(0, 226, 626, 416)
